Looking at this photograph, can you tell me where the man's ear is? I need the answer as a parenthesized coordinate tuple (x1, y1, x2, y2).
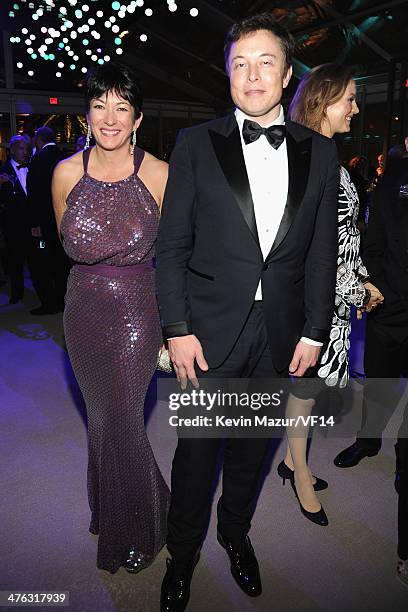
(283, 65, 292, 89)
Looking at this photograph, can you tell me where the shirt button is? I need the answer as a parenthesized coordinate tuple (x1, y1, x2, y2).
(266, 229, 269, 233)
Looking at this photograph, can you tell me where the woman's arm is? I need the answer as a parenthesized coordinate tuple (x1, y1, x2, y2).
(140, 156, 168, 211)
(51, 162, 68, 239)
(52, 156, 83, 238)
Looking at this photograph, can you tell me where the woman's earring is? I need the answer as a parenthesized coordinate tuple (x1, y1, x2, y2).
(85, 123, 92, 149)
(130, 128, 137, 155)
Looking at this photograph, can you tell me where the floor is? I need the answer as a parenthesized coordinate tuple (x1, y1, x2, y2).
(0, 279, 407, 611)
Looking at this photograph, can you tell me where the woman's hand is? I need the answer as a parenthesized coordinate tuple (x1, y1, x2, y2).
(357, 282, 384, 319)
(364, 281, 384, 311)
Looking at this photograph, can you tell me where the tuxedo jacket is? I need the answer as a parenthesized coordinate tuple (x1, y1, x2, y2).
(27, 144, 64, 239)
(156, 114, 339, 371)
(0, 159, 30, 241)
(364, 158, 408, 341)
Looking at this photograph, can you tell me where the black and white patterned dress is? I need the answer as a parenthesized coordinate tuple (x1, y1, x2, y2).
(317, 166, 368, 388)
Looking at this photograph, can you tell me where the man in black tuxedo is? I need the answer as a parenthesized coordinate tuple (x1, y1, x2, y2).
(334, 156, 408, 466)
(28, 126, 68, 315)
(0, 135, 46, 305)
(333, 154, 408, 582)
(156, 14, 339, 611)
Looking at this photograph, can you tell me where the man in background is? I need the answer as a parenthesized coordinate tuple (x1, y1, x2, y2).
(28, 126, 69, 315)
(0, 135, 46, 305)
(334, 148, 408, 584)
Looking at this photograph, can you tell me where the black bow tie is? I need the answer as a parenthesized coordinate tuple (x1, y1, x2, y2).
(242, 120, 286, 149)
(16, 164, 28, 170)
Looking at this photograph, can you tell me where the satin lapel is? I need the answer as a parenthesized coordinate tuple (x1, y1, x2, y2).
(4, 162, 25, 196)
(267, 129, 312, 258)
(209, 123, 260, 247)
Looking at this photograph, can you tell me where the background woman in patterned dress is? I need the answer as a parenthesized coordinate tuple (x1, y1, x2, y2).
(51, 64, 170, 573)
(276, 64, 384, 526)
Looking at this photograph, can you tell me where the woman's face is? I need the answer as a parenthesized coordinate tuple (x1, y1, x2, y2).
(88, 89, 142, 151)
(323, 80, 359, 137)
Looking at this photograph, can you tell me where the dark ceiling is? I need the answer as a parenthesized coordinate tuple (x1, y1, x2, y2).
(1, 0, 408, 107)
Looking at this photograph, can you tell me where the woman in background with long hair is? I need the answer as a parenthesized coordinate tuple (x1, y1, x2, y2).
(277, 63, 383, 526)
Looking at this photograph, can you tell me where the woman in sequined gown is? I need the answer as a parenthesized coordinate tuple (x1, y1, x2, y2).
(275, 64, 384, 526)
(52, 64, 170, 573)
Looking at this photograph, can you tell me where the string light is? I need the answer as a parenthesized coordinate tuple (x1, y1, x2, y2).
(10, 1, 203, 79)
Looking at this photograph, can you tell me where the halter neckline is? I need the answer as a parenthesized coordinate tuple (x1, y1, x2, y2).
(82, 146, 145, 180)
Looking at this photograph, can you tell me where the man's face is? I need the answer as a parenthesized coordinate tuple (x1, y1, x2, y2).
(227, 29, 292, 126)
(11, 141, 30, 165)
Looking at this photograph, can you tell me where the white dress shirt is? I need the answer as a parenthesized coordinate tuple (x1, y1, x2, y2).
(41, 142, 57, 150)
(235, 107, 321, 347)
(10, 158, 28, 195)
(235, 106, 288, 301)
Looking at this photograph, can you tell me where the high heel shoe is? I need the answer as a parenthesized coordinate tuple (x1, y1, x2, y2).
(289, 477, 328, 526)
(277, 460, 328, 491)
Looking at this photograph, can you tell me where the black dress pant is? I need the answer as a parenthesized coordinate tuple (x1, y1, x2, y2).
(6, 230, 48, 304)
(167, 302, 283, 563)
(358, 319, 408, 449)
(358, 317, 408, 560)
(396, 435, 408, 560)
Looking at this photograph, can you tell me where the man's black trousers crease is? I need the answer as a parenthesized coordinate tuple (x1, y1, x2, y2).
(167, 302, 282, 563)
(358, 318, 408, 448)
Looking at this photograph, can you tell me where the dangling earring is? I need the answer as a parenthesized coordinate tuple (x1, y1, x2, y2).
(85, 123, 92, 149)
(130, 128, 137, 155)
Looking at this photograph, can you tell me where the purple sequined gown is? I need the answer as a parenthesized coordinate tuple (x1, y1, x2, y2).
(61, 147, 170, 573)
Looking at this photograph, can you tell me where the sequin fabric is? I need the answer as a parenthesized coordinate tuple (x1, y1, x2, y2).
(61, 147, 170, 573)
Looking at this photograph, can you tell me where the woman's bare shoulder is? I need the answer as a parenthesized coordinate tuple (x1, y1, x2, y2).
(142, 150, 168, 175)
(54, 150, 84, 176)
(53, 151, 84, 193)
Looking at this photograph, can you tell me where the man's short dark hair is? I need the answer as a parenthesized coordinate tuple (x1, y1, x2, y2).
(224, 12, 295, 73)
(84, 62, 143, 118)
(36, 126, 55, 144)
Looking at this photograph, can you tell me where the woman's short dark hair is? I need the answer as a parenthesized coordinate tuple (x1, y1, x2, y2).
(224, 12, 295, 73)
(85, 63, 143, 118)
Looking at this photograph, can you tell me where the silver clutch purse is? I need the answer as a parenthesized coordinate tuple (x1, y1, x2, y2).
(157, 347, 173, 373)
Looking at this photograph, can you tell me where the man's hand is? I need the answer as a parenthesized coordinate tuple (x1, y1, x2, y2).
(357, 283, 385, 319)
(363, 281, 384, 312)
(168, 335, 209, 389)
(31, 226, 42, 238)
(289, 340, 321, 377)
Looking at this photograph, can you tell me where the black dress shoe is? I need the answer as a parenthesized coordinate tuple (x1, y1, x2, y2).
(277, 460, 328, 491)
(160, 553, 199, 612)
(334, 440, 380, 468)
(217, 532, 262, 597)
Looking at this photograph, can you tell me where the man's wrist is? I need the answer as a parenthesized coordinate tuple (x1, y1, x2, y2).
(300, 336, 323, 347)
(162, 321, 190, 340)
